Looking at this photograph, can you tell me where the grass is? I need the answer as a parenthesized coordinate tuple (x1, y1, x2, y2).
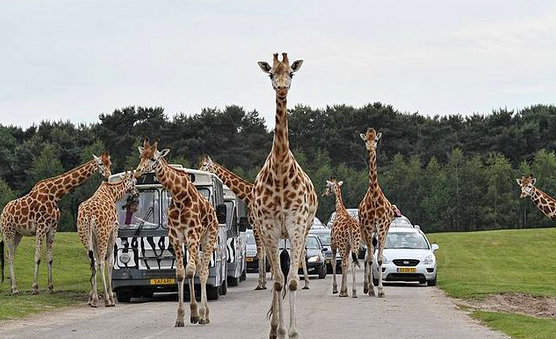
(0, 233, 90, 320)
(428, 228, 556, 338)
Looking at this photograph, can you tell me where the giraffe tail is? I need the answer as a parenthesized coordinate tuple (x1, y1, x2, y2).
(0, 239, 4, 283)
(279, 248, 290, 299)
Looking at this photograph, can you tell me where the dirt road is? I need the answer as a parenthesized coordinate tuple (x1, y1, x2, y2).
(0, 269, 507, 339)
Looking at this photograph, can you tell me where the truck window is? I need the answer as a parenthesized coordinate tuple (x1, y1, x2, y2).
(118, 189, 160, 230)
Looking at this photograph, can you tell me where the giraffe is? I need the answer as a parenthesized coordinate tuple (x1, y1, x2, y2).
(516, 176, 556, 221)
(358, 128, 394, 298)
(323, 178, 361, 298)
(254, 53, 318, 339)
(77, 171, 138, 307)
(135, 139, 218, 327)
(0, 153, 112, 295)
(199, 155, 268, 290)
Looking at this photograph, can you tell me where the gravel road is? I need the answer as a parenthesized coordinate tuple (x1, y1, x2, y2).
(0, 268, 508, 339)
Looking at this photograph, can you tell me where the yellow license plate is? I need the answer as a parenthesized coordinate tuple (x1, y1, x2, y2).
(246, 257, 254, 262)
(397, 267, 416, 273)
(150, 278, 176, 285)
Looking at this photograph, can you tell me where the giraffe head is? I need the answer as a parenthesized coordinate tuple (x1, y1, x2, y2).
(258, 53, 303, 97)
(93, 152, 112, 178)
(359, 127, 382, 152)
(516, 176, 537, 199)
(135, 138, 170, 177)
(322, 177, 343, 197)
(122, 171, 139, 196)
(199, 155, 216, 173)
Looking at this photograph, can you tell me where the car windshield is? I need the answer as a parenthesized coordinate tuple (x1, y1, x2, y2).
(385, 233, 429, 249)
(245, 233, 256, 245)
(313, 232, 330, 246)
(306, 237, 320, 249)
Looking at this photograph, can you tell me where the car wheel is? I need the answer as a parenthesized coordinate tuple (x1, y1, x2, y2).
(228, 276, 239, 287)
(220, 279, 228, 295)
(427, 276, 437, 286)
(240, 269, 247, 281)
(207, 285, 219, 300)
(116, 289, 132, 303)
(318, 264, 327, 279)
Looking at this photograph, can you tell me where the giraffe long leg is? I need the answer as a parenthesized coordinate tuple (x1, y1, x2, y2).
(6, 232, 22, 295)
(45, 228, 56, 293)
(185, 232, 200, 324)
(364, 234, 376, 297)
(254, 223, 267, 290)
(339, 251, 349, 297)
(172, 239, 186, 327)
(286, 221, 306, 339)
(105, 227, 117, 306)
(90, 242, 99, 307)
(351, 259, 358, 298)
(331, 246, 338, 294)
(376, 225, 386, 298)
(31, 230, 45, 294)
(265, 236, 284, 339)
(301, 247, 310, 290)
(198, 226, 216, 325)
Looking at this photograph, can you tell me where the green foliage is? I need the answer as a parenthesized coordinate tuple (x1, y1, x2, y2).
(0, 178, 15, 212)
(473, 311, 556, 339)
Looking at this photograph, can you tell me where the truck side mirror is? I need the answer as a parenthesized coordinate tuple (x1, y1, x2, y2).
(216, 204, 227, 224)
(238, 217, 249, 232)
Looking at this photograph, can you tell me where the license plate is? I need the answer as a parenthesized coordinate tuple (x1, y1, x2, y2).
(246, 257, 254, 262)
(150, 278, 175, 285)
(397, 267, 417, 273)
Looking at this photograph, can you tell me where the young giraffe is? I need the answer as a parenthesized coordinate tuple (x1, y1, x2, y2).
(255, 53, 318, 339)
(77, 171, 138, 307)
(323, 178, 361, 298)
(358, 128, 394, 298)
(135, 139, 218, 327)
(517, 176, 556, 221)
(199, 155, 268, 290)
(0, 153, 112, 295)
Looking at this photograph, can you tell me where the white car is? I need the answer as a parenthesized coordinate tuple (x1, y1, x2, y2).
(371, 227, 439, 286)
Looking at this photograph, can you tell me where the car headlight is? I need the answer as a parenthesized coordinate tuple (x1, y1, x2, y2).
(120, 253, 131, 264)
(308, 256, 320, 263)
(382, 255, 389, 264)
(423, 254, 435, 265)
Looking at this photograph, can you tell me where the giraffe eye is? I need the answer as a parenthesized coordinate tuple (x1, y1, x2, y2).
(290, 73, 294, 77)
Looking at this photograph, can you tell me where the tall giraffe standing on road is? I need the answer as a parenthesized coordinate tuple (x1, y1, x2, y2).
(77, 171, 138, 307)
(358, 128, 394, 298)
(517, 176, 556, 221)
(135, 139, 218, 327)
(0, 153, 112, 295)
(254, 53, 318, 339)
(199, 155, 268, 290)
(323, 178, 361, 298)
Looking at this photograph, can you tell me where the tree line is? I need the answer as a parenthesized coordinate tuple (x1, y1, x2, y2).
(1, 103, 555, 232)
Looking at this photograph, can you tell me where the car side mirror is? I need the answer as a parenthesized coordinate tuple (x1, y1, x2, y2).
(431, 244, 439, 251)
(216, 204, 227, 224)
(238, 216, 249, 232)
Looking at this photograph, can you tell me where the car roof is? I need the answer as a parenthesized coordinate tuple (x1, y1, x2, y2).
(387, 227, 421, 234)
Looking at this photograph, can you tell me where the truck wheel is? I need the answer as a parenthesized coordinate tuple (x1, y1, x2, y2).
(220, 279, 228, 295)
(207, 285, 219, 300)
(240, 269, 247, 281)
(116, 289, 132, 303)
(228, 276, 239, 287)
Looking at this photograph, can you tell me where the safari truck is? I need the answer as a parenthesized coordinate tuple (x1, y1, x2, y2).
(111, 166, 229, 301)
(223, 185, 248, 286)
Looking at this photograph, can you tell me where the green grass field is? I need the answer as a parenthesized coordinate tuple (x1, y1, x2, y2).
(0, 233, 90, 320)
(428, 228, 556, 338)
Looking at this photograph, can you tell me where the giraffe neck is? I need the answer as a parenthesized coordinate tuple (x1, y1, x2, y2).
(334, 185, 347, 215)
(102, 179, 130, 203)
(40, 160, 98, 200)
(367, 148, 380, 196)
(530, 187, 556, 219)
(154, 158, 191, 196)
(212, 162, 253, 205)
(271, 94, 290, 161)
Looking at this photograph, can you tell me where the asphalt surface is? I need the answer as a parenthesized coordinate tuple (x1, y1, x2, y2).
(0, 268, 508, 339)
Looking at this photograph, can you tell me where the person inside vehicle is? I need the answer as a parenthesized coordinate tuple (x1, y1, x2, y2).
(392, 204, 402, 217)
(122, 195, 139, 226)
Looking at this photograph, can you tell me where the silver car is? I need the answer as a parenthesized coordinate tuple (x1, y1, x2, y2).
(371, 227, 439, 286)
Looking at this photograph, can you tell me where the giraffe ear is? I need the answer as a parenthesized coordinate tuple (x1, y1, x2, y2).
(326, 180, 332, 185)
(159, 149, 171, 158)
(138, 146, 144, 154)
(338, 181, 344, 186)
(258, 61, 272, 73)
(359, 133, 366, 141)
(93, 154, 100, 162)
(291, 60, 303, 72)
(376, 132, 382, 141)
(515, 179, 522, 186)
(531, 178, 536, 185)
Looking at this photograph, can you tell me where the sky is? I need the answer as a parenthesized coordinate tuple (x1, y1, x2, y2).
(1, 0, 555, 129)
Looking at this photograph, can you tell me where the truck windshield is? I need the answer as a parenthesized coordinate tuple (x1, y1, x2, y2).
(118, 189, 160, 230)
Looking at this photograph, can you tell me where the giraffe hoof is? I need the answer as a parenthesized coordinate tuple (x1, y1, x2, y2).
(199, 318, 210, 325)
(352, 294, 358, 298)
(363, 287, 369, 294)
(190, 316, 200, 324)
(175, 319, 185, 327)
(339, 292, 348, 297)
(302, 286, 309, 290)
(11, 289, 20, 295)
(31, 289, 39, 295)
(105, 302, 115, 307)
(332, 290, 338, 294)
(378, 291, 385, 298)
(263, 286, 267, 290)
(255, 286, 264, 291)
